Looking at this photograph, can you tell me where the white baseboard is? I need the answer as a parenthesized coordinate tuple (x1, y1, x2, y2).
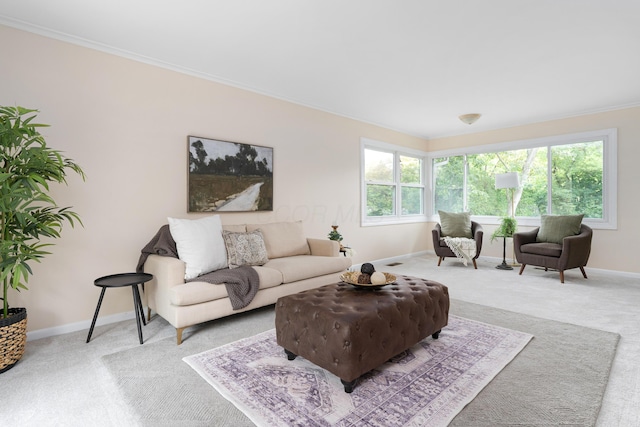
(350, 250, 430, 270)
(27, 310, 137, 342)
(361, 250, 640, 280)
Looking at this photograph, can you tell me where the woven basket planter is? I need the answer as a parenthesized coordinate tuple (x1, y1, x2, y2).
(0, 307, 27, 373)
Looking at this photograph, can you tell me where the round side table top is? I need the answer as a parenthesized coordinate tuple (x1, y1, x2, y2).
(94, 272, 153, 288)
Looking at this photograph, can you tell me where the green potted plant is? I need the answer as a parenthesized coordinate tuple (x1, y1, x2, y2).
(328, 225, 343, 243)
(491, 216, 517, 241)
(328, 225, 344, 251)
(0, 106, 85, 373)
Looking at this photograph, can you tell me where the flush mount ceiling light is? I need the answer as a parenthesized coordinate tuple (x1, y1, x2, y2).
(458, 113, 482, 125)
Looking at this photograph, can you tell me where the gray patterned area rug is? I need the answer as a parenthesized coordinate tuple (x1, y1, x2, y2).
(183, 315, 532, 427)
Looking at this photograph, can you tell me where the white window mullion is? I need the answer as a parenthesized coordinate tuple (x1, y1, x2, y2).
(463, 155, 469, 212)
(361, 138, 429, 226)
(394, 152, 401, 216)
(546, 146, 553, 215)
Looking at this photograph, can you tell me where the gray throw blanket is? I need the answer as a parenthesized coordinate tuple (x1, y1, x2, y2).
(137, 225, 260, 310)
(191, 266, 259, 310)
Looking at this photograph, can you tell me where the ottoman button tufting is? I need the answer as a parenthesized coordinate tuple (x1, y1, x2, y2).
(275, 276, 449, 393)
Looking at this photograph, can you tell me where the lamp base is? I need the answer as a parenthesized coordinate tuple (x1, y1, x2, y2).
(496, 261, 513, 270)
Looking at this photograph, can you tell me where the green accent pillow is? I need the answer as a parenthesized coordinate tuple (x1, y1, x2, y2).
(438, 211, 472, 238)
(536, 214, 584, 244)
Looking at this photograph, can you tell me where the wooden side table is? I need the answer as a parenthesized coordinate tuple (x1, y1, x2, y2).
(86, 272, 153, 344)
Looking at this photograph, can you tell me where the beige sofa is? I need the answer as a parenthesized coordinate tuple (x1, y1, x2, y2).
(143, 221, 352, 344)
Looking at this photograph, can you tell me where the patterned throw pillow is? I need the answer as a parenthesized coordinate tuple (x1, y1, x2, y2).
(438, 211, 473, 238)
(222, 229, 269, 269)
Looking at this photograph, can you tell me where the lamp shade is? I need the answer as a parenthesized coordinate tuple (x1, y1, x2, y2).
(495, 172, 519, 189)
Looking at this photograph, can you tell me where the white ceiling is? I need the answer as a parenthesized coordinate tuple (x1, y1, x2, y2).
(1, 0, 639, 139)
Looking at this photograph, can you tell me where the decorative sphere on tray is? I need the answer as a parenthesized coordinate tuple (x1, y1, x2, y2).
(357, 273, 371, 284)
(360, 263, 376, 275)
(370, 271, 386, 285)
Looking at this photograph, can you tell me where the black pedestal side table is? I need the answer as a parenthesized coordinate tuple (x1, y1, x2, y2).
(86, 272, 153, 344)
(495, 236, 513, 270)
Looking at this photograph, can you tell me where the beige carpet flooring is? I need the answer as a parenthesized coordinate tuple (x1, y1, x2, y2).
(1, 253, 639, 426)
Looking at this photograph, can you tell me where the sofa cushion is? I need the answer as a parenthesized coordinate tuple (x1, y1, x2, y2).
(536, 214, 584, 244)
(246, 221, 310, 259)
(169, 281, 228, 306)
(222, 224, 247, 232)
(168, 215, 227, 280)
(252, 266, 285, 289)
(169, 266, 283, 306)
(438, 211, 472, 238)
(263, 255, 352, 283)
(222, 230, 269, 269)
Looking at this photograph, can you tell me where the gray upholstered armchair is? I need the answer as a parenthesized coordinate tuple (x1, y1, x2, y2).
(432, 221, 484, 269)
(514, 223, 592, 283)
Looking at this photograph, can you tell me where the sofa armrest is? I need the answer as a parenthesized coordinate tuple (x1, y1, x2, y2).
(144, 254, 186, 288)
(432, 223, 443, 248)
(514, 228, 539, 246)
(307, 238, 340, 257)
(472, 222, 484, 257)
(558, 225, 593, 270)
(513, 227, 539, 261)
(143, 254, 186, 316)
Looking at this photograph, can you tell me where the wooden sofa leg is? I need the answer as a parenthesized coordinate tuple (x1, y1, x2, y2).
(437, 257, 443, 266)
(518, 264, 526, 275)
(147, 308, 152, 322)
(472, 259, 478, 269)
(559, 271, 565, 284)
(177, 327, 184, 345)
(580, 266, 588, 279)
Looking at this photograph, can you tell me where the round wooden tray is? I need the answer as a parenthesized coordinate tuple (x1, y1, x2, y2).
(339, 271, 396, 288)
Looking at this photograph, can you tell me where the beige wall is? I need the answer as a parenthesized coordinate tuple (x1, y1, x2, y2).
(2, 24, 638, 334)
(1, 25, 430, 332)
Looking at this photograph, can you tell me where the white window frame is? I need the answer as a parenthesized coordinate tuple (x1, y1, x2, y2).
(361, 138, 429, 227)
(427, 129, 618, 229)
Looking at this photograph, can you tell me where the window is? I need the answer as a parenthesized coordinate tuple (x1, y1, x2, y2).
(362, 139, 427, 225)
(429, 129, 617, 229)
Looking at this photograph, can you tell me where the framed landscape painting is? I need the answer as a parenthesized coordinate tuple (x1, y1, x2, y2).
(188, 136, 273, 212)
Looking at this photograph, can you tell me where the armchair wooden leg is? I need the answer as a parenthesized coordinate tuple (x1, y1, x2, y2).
(559, 271, 565, 283)
(580, 266, 588, 279)
(147, 308, 152, 322)
(472, 259, 478, 269)
(437, 257, 443, 266)
(176, 327, 184, 345)
(518, 264, 526, 275)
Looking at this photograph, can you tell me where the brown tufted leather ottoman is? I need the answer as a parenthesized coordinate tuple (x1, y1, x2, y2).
(275, 275, 449, 393)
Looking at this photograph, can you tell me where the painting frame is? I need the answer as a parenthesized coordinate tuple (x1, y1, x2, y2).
(188, 136, 273, 212)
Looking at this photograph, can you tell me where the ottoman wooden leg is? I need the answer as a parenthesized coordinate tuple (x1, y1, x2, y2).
(432, 329, 441, 339)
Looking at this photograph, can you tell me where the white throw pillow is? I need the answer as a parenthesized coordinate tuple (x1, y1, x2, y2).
(168, 215, 228, 280)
